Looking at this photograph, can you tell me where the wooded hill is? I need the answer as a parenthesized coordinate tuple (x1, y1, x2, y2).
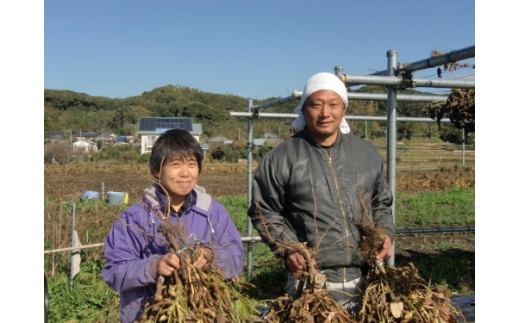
(44, 84, 457, 142)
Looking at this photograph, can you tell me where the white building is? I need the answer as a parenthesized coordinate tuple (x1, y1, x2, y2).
(73, 140, 98, 152)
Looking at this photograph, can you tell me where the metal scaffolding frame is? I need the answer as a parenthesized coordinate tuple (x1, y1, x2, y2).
(231, 45, 475, 278)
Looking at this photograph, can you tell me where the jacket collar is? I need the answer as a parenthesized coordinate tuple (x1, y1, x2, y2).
(301, 127, 343, 149)
(142, 183, 211, 216)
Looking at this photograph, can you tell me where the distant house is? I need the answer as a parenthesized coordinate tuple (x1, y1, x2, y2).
(74, 131, 98, 141)
(44, 131, 68, 143)
(263, 132, 279, 139)
(208, 135, 233, 145)
(253, 139, 266, 146)
(266, 138, 283, 146)
(96, 133, 115, 145)
(116, 135, 135, 143)
(252, 138, 283, 148)
(137, 117, 204, 154)
(73, 140, 98, 152)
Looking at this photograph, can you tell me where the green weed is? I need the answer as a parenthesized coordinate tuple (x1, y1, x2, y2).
(396, 187, 475, 228)
(46, 250, 119, 323)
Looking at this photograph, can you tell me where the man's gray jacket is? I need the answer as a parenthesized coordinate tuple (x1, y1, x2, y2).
(248, 129, 395, 277)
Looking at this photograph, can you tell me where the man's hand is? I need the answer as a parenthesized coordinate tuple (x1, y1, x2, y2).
(286, 251, 306, 273)
(375, 234, 393, 261)
(285, 251, 316, 273)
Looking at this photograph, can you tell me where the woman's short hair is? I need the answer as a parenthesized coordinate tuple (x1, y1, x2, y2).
(149, 128, 204, 178)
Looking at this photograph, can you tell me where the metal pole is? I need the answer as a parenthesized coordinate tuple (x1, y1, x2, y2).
(246, 99, 254, 279)
(70, 203, 76, 290)
(44, 275, 49, 323)
(462, 127, 466, 166)
(387, 50, 398, 266)
(335, 66, 344, 78)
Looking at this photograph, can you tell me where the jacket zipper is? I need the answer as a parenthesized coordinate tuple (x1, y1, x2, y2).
(322, 147, 350, 282)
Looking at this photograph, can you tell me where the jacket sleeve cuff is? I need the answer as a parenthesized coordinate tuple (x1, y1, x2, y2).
(147, 254, 162, 280)
(382, 227, 395, 242)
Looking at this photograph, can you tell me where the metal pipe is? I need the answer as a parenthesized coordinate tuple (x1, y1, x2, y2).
(230, 112, 298, 118)
(346, 74, 401, 86)
(246, 99, 254, 279)
(401, 45, 475, 73)
(396, 226, 474, 234)
(348, 92, 448, 102)
(43, 227, 475, 255)
(346, 116, 451, 123)
(369, 45, 475, 75)
(241, 236, 263, 243)
(230, 112, 451, 123)
(413, 77, 475, 89)
(344, 74, 474, 89)
(44, 243, 105, 254)
(232, 93, 449, 115)
(387, 50, 398, 266)
(253, 90, 302, 111)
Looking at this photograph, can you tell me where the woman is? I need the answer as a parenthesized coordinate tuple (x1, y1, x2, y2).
(102, 128, 244, 323)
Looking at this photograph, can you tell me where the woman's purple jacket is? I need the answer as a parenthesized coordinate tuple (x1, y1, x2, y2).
(101, 184, 244, 323)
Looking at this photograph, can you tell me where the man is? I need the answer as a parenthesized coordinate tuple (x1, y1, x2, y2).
(247, 72, 394, 312)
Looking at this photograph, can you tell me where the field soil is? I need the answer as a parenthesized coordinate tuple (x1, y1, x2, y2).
(44, 163, 475, 199)
(44, 170, 248, 202)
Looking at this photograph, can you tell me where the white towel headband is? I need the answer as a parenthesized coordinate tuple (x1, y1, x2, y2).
(291, 72, 350, 134)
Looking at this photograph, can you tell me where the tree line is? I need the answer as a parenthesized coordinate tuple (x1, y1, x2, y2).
(44, 84, 474, 144)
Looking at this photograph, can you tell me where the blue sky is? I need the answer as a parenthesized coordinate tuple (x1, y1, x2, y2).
(44, 0, 476, 100)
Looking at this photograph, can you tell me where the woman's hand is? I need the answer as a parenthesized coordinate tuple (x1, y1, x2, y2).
(192, 247, 213, 269)
(157, 247, 213, 277)
(156, 252, 181, 276)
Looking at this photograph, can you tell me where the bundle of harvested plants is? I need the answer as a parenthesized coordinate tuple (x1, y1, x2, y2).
(265, 243, 355, 323)
(355, 211, 465, 322)
(359, 262, 463, 323)
(138, 219, 261, 323)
